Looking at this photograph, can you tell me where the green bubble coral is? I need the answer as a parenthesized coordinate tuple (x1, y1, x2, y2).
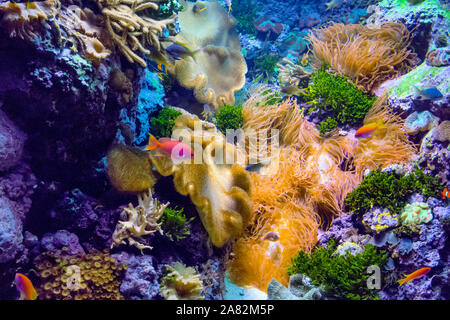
(287, 239, 388, 300)
(303, 68, 376, 136)
(215, 104, 244, 135)
(150, 107, 182, 138)
(254, 54, 280, 79)
(160, 207, 195, 242)
(316, 117, 338, 136)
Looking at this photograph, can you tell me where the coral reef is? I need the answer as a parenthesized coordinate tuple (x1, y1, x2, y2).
(228, 88, 361, 291)
(0, 0, 448, 303)
(0, 0, 60, 41)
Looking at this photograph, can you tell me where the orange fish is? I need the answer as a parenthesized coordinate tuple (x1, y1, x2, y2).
(145, 134, 194, 161)
(15, 273, 37, 300)
(441, 187, 449, 200)
(355, 120, 386, 139)
(397, 267, 431, 286)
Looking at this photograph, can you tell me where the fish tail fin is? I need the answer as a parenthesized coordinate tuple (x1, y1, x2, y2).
(31, 288, 37, 300)
(145, 134, 160, 151)
(412, 85, 420, 95)
(397, 277, 407, 286)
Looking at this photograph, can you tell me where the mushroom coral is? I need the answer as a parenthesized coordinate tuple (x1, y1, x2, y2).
(160, 262, 204, 300)
(227, 88, 360, 291)
(309, 22, 418, 93)
(168, 0, 247, 110)
(149, 108, 252, 248)
(0, 0, 60, 40)
(96, 0, 177, 67)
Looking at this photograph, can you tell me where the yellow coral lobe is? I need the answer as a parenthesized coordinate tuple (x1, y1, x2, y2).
(169, 0, 247, 109)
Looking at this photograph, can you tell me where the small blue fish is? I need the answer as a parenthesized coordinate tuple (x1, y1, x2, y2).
(245, 158, 271, 172)
(413, 85, 443, 101)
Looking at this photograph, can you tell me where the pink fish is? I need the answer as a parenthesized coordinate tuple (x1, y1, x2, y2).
(15, 273, 37, 300)
(145, 134, 194, 161)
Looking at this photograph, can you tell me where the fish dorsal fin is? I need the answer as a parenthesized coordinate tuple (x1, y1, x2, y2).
(159, 137, 176, 143)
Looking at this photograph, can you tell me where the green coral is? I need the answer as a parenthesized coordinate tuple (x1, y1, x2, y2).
(215, 104, 244, 134)
(160, 207, 195, 242)
(400, 202, 433, 225)
(231, 0, 260, 36)
(154, 0, 182, 19)
(345, 168, 444, 216)
(150, 107, 182, 138)
(254, 54, 280, 79)
(302, 69, 376, 136)
(317, 117, 339, 136)
(287, 239, 388, 300)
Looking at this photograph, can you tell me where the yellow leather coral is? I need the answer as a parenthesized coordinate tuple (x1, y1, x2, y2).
(160, 262, 204, 300)
(96, 0, 177, 67)
(168, 0, 247, 109)
(111, 189, 169, 252)
(0, 0, 60, 40)
(149, 108, 252, 247)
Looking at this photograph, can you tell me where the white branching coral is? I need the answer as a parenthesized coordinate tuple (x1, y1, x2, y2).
(96, 0, 177, 67)
(111, 189, 169, 252)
